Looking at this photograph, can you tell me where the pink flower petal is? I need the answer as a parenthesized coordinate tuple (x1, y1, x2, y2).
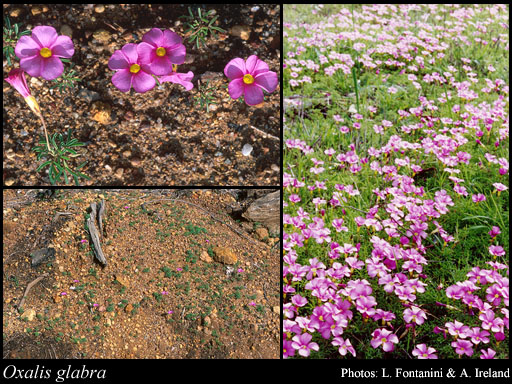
(15, 35, 41, 59)
(167, 44, 186, 65)
(251, 58, 270, 77)
(108, 50, 130, 70)
(40, 56, 64, 80)
(20, 55, 45, 78)
(136, 42, 156, 65)
(111, 70, 133, 92)
(142, 28, 164, 46)
(50, 35, 75, 58)
(120, 43, 139, 65)
(159, 71, 194, 90)
(162, 30, 183, 47)
(131, 70, 155, 93)
(149, 55, 172, 76)
(244, 83, 264, 105)
(228, 77, 245, 99)
(224, 58, 246, 80)
(254, 71, 278, 93)
(30, 26, 58, 48)
(245, 55, 269, 75)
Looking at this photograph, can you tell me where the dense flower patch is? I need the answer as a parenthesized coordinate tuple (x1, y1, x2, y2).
(283, 4, 508, 359)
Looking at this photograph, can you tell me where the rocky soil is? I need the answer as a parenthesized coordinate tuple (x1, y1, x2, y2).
(2, 189, 280, 358)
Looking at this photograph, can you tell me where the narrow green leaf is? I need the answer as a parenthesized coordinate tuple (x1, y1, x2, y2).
(76, 161, 88, 170)
(36, 160, 52, 172)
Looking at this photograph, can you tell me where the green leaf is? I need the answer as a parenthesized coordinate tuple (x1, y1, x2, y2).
(36, 160, 52, 172)
(62, 147, 78, 156)
(76, 161, 88, 170)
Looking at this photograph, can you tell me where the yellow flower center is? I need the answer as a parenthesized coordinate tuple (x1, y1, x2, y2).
(382, 338, 387, 343)
(130, 64, 141, 74)
(156, 47, 166, 57)
(243, 74, 255, 85)
(172, 64, 178, 72)
(40, 47, 52, 58)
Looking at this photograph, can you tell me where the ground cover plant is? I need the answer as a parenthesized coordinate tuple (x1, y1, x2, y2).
(3, 189, 280, 358)
(283, 4, 508, 359)
(3, 4, 280, 186)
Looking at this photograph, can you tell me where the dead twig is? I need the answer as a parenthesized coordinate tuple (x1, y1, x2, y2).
(87, 202, 107, 265)
(18, 273, 49, 310)
(248, 125, 280, 141)
(52, 211, 73, 222)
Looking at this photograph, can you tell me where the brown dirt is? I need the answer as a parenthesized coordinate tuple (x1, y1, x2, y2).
(2, 189, 280, 359)
(3, 4, 281, 186)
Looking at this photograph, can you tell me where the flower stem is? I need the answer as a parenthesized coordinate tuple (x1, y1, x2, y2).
(38, 113, 52, 154)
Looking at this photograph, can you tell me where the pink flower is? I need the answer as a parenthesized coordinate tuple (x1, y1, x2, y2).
(467, 327, 490, 345)
(412, 344, 438, 359)
(159, 70, 194, 91)
(445, 320, 470, 338)
(224, 55, 278, 105)
(137, 28, 186, 76)
(289, 194, 301, 203)
(493, 182, 507, 192)
(291, 332, 319, 357)
(332, 337, 356, 357)
(479, 310, 504, 332)
(489, 245, 505, 258)
(108, 43, 155, 93)
(15, 25, 75, 80)
(471, 193, 486, 203)
(370, 328, 398, 352)
(291, 294, 308, 307)
(5, 68, 31, 98)
(486, 284, 503, 306)
(488, 226, 501, 238)
(451, 339, 473, 357)
(403, 306, 427, 325)
(4, 68, 41, 116)
(480, 348, 496, 359)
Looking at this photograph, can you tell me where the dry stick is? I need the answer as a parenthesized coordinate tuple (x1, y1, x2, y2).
(97, 199, 105, 240)
(143, 198, 260, 246)
(87, 202, 107, 265)
(248, 125, 280, 141)
(52, 211, 73, 222)
(18, 273, 49, 310)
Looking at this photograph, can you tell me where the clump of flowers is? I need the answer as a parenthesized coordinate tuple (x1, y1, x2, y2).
(108, 28, 193, 93)
(282, 4, 508, 360)
(5, 25, 88, 185)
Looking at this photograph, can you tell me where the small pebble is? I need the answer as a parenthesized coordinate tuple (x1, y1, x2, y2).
(242, 144, 253, 156)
